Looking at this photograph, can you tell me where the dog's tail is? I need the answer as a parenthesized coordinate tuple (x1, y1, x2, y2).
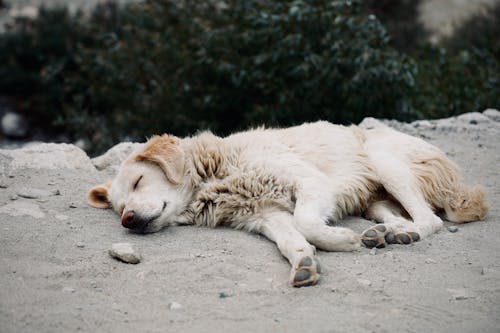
(443, 184, 488, 223)
(412, 152, 488, 223)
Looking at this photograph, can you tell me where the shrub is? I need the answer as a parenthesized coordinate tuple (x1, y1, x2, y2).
(411, 3, 500, 118)
(365, 0, 427, 52)
(0, 0, 418, 154)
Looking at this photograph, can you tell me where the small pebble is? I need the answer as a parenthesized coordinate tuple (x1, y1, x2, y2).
(17, 188, 59, 199)
(62, 287, 76, 293)
(369, 248, 377, 255)
(76, 242, 85, 248)
(425, 258, 437, 264)
(55, 214, 70, 221)
(169, 302, 182, 310)
(0, 182, 8, 189)
(219, 292, 230, 299)
(357, 279, 372, 287)
(109, 243, 141, 264)
(69, 203, 78, 208)
(447, 226, 459, 233)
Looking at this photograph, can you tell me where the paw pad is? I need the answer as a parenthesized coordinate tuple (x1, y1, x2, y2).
(362, 225, 421, 248)
(291, 256, 321, 287)
(361, 225, 387, 248)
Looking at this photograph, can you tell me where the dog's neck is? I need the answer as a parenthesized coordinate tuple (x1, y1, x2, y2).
(180, 131, 233, 188)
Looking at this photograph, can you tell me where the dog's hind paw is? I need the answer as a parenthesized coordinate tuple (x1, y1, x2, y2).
(291, 256, 321, 287)
(361, 224, 420, 248)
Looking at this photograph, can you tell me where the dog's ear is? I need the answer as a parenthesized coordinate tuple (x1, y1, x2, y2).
(135, 134, 185, 184)
(87, 181, 112, 209)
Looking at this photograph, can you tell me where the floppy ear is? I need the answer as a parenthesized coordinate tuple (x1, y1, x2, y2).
(87, 181, 112, 209)
(135, 134, 185, 184)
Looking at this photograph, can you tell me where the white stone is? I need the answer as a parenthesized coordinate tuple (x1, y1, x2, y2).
(411, 120, 436, 129)
(0, 201, 45, 219)
(169, 302, 183, 310)
(357, 279, 372, 287)
(8, 6, 39, 19)
(358, 117, 388, 129)
(483, 108, 500, 122)
(55, 214, 70, 221)
(91, 142, 143, 171)
(0, 143, 94, 170)
(455, 112, 491, 124)
(1, 112, 28, 138)
(446, 288, 476, 301)
(62, 286, 76, 293)
(17, 188, 59, 199)
(109, 243, 141, 264)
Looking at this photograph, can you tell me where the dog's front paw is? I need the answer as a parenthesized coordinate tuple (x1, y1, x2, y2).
(291, 256, 321, 287)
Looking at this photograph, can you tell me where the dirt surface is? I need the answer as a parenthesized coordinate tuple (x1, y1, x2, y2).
(1, 111, 499, 333)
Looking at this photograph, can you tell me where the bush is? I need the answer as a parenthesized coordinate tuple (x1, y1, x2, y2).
(0, 0, 418, 154)
(365, 0, 427, 52)
(411, 4, 500, 118)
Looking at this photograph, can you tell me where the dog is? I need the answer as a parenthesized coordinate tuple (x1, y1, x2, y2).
(88, 121, 488, 287)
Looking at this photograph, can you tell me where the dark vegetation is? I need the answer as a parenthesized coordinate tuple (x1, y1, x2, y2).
(0, 0, 498, 154)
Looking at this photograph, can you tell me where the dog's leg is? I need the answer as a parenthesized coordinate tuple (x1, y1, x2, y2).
(257, 211, 321, 287)
(292, 181, 361, 251)
(365, 154, 443, 245)
(361, 200, 421, 248)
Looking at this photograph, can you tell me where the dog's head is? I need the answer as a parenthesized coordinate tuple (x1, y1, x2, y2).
(88, 135, 190, 233)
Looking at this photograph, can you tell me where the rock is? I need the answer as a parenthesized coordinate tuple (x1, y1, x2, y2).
(219, 292, 230, 298)
(411, 120, 436, 130)
(447, 288, 476, 301)
(369, 248, 377, 255)
(168, 302, 183, 310)
(109, 243, 141, 264)
(1, 112, 29, 138)
(357, 279, 372, 287)
(0, 143, 94, 170)
(447, 226, 459, 233)
(358, 117, 388, 129)
(55, 214, 69, 221)
(8, 6, 39, 19)
(483, 108, 500, 122)
(62, 286, 76, 293)
(425, 258, 437, 264)
(0, 201, 45, 219)
(455, 112, 491, 125)
(17, 188, 60, 199)
(76, 242, 85, 248)
(91, 142, 143, 171)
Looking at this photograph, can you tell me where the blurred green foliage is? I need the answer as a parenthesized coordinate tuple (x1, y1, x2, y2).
(0, 0, 498, 154)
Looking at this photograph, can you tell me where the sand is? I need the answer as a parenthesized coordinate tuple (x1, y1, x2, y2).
(0, 111, 499, 333)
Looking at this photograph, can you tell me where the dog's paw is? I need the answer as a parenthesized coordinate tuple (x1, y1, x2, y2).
(290, 256, 321, 287)
(361, 224, 420, 248)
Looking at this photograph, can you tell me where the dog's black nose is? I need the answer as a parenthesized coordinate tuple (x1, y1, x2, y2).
(122, 210, 138, 229)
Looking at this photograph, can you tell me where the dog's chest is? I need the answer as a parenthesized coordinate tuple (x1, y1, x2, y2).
(186, 171, 296, 228)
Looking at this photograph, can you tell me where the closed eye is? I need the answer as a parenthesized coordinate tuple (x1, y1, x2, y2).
(133, 175, 143, 191)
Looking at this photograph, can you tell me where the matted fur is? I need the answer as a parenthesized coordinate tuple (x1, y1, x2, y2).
(88, 121, 488, 287)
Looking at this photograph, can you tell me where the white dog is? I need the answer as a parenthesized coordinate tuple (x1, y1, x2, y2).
(88, 121, 488, 287)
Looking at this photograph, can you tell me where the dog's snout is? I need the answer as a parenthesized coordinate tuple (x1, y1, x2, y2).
(121, 210, 138, 229)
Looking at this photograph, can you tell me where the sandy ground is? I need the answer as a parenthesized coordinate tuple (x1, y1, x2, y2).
(0, 111, 499, 332)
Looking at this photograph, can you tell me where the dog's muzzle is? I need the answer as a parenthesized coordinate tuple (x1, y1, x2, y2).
(121, 210, 148, 230)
